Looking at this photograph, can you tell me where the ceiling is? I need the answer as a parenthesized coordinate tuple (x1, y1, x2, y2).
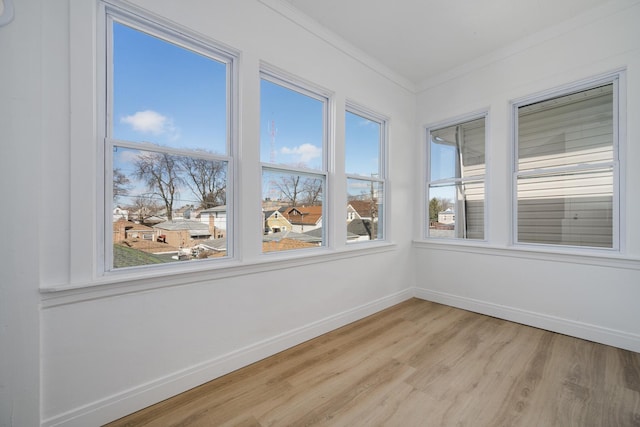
(283, 0, 612, 87)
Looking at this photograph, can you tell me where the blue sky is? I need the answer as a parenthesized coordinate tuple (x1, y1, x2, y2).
(345, 111, 380, 177)
(112, 22, 227, 154)
(260, 79, 324, 170)
(259, 80, 382, 178)
(112, 20, 382, 208)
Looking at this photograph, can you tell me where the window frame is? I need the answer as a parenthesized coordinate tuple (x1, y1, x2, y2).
(345, 102, 389, 244)
(424, 111, 489, 241)
(259, 64, 332, 253)
(98, 1, 239, 275)
(511, 72, 624, 252)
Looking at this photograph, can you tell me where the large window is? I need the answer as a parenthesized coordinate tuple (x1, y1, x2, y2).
(103, 5, 235, 270)
(260, 69, 329, 253)
(514, 79, 619, 249)
(426, 115, 486, 240)
(345, 105, 387, 242)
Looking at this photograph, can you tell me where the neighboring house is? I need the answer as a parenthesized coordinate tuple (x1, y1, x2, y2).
(346, 204, 361, 222)
(113, 219, 178, 260)
(261, 199, 290, 212)
(438, 208, 455, 225)
(262, 230, 322, 252)
(282, 206, 323, 233)
(153, 219, 212, 249)
(141, 215, 166, 226)
(198, 205, 227, 239)
(194, 237, 228, 259)
(348, 200, 377, 222)
(263, 209, 293, 234)
(113, 206, 129, 222)
(346, 218, 376, 241)
(113, 219, 159, 246)
(174, 204, 197, 220)
(129, 206, 153, 224)
(113, 218, 129, 243)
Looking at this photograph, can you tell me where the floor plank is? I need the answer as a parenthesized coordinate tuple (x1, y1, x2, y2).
(105, 299, 640, 427)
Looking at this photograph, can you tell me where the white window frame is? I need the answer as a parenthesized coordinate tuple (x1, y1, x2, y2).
(511, 71, 624, 252)
(345, 102, 388, 244)
(425, 111, 489, 241)
(98, 1, 239, 275)
(259, 64, 332, 253)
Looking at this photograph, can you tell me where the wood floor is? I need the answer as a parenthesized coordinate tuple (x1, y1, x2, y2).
(106, 299, 640, 427)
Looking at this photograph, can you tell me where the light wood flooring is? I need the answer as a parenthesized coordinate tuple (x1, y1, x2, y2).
(106, 298, 640, 426)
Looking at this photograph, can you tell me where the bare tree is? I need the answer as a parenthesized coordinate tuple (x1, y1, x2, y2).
(133, 152, 183, 221)
(181, 157, 227, 209)
(130, 194, 161, 223)
(113, 168, 131, 201)
(301, 177, 322, 206)
(369, 181, 378, 221)
(429, 197, 450, 223)
(276, 175, 302, 206)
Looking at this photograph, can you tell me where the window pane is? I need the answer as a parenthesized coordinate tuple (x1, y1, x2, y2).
(347, 178, 383, 241)
(262, 169, 324, 252)
(345, 111, 380, 177)
(517, 168, 613, 248)
(112, 22, 228, 154)
(112, 146, 228, 268)
(428, 180, 484, 240)
(430, 118, 485, 181)
(518, 84, 613, 172)
(260, 79, 324, 170)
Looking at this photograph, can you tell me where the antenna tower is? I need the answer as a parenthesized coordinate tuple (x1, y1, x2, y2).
(267, 120, 279, 202)
(269, 120, 277, 164)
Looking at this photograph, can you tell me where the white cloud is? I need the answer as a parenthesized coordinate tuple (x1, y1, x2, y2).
(281, 143, 322, 163)
(121, 110, 179, 139)
(114, 148, 141, 164)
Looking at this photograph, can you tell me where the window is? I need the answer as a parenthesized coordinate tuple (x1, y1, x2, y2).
(103, 4, 236, 270)
(426, 115, 486, 240)
(260, 69, 329, 253)
(514, 78, 619, 249)
(345, 105, 387, 242)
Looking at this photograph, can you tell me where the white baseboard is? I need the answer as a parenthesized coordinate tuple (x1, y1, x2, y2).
(42, 289, 414, 427)
(414, 287, 640, 353)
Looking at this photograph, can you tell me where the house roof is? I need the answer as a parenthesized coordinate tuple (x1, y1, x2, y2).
(154, 219, 211, 236)
(200, 205, 227, 213)
(142, 215, 166, 224)
(348, 200, 377, 218)
(304, 227, 360, 240)
(282, 205, 322, 225)
(263, 238, 319, 251)
(196, 235, 321, 253)
(113, 244, 171, 269)
(116, 239, 179, 254)
(347, 218, 376, 237)
(263, 230, 322, 244)
(196, 238, 227, 251)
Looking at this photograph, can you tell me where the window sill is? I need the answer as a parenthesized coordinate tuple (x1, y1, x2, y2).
(40, 241, 397, 308)
(413, 239, 640, 271)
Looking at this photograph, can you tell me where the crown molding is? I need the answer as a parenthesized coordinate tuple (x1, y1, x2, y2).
(416, 0, 640, 93)
(258, 0, 417, 93)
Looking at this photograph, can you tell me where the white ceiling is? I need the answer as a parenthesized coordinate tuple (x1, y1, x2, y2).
(283, 0, 612, 87)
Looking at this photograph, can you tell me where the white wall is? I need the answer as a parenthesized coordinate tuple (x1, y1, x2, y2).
(415, 1, 640, 352)
(3, 1, 640, 426)
(0, 0, 416, 426)
(0, 1, 44, 426)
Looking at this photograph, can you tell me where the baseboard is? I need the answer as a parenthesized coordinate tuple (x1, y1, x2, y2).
(42, 289, 413, 427)
(414, 287, 640, 353)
